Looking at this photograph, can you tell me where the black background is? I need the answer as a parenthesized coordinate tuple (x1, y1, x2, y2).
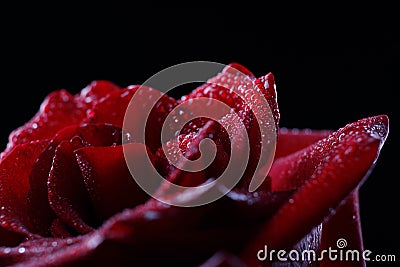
(1, 9, 398, 265)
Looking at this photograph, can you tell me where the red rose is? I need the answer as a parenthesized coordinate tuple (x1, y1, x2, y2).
(0, 63, 388, 266)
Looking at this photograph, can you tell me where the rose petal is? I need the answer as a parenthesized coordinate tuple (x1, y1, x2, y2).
(27, 123, 123, 235)
(3, 90, 87, 156)
(2, 81, 120, 160)
(25, 200, 212, 266)
(75, 144, 155, 221)
(242, 115, 389, 259)
(50, 219, 73, 239)
(0, 236, 82, 266)
(0, 184, 363, 266)
(224, 189, 293, 222)
(270, 116, 388, 191)
(0, 140, 49, 245)
(159, 120, 228, 189)
(275, 128, 332, 158)
(88, 86, 177, 152)
(71, 123, 123, 147)
(319, 191, 365, 267)
(27, 126, 80, 236)
(15, 186, 292, 266)
(77, 80, 120, 105)
(217, 113, 271, 191)
(180, 65, 279, 191)
(180, 63, 260, 130)
(48, 137, 94, 234)
(224, 62, 255, 78)
(254, 73, 279, 128)
(185, 63, 279, 130)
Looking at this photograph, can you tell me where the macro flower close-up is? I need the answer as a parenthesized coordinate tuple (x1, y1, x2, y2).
(0, 62, 389, 266)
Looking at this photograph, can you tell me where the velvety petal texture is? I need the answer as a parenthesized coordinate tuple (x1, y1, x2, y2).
(0, 63, 389, 267)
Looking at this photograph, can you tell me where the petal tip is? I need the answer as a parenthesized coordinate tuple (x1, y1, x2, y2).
(370, 114, 389, 142)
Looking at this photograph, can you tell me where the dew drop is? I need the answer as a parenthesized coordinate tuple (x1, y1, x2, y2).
(120, 90, 130, 98)
(329, 208, 336, 216)
(144, 211, 160, 220)
(18, 247, 26, 253)
(338, 133, 346, 141)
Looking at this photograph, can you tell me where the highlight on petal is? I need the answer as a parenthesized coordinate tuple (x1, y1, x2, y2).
(3, 91, 86, 157)
(27, 123, 123, 235)
(77, 80, 120, 105)
(0, 236, 83, 266)
(242, 115, 389, 262)
(0, 140, 49, 245)
(47, 137, 94, 234)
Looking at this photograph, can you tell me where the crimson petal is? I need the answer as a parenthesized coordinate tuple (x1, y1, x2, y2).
(159, 120, 228, 190)
(270, 117, 386, 191)
(0, 140, 49, 245)
(27, 125, 81, 235)
(223, 189, 293, 222)
(75, 144, 155, 221)
(319, 191, 365, 267)
(242, 115, 388, 260)
(86, 86, 138, 128)
(275, 128, 331, 159)
(88, 86, 177, 152)
(180, 63, 276, 132)
(13, 186, 292, 266)
(27, 123, 123, 235)
(50, 218, 73, 238)
(254, 72, 280, 130)
(77, 80, 120, 105)
(3, 90, 87, 157)
(0, 236, 82, 266)
(48, 137, 94, 234)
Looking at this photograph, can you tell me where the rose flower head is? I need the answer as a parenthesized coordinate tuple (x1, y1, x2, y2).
(0, 63, 389, 266)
